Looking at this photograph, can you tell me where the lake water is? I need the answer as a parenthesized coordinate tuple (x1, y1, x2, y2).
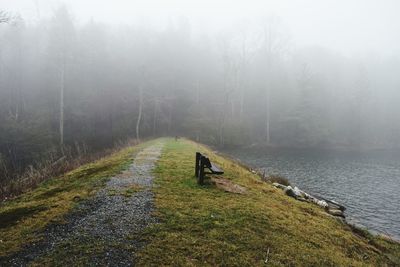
(221, 147, 400, 240)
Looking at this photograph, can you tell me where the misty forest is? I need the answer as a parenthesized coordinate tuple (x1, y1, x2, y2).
(1, 1, 400, 266)
(2, 6, 400, 187)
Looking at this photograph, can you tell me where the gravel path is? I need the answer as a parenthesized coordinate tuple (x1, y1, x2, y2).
(1, 142, 164, 266)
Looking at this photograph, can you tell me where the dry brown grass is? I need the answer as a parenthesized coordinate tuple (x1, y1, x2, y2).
(265, 174, 291, 186)
(0, 139, 154, 257)
(0, 139, 140, 201)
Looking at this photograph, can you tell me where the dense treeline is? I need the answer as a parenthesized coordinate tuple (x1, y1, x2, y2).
(1, 7, 400, 180)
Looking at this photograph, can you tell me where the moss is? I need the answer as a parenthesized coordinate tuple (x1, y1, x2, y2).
(122, 185, 143, 197)
(107, 189, 118, 196)
(30, 237, 121, 267)
(33, 186, 71, 200)
(0, 205, 48, 229)
(0, 140, 156, 257)
(137, 138, 400, 266)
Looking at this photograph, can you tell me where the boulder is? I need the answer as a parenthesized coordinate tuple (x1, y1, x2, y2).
(316, 200, 329, 208)
(284, 186, 297, 198)
(293, 186, 304, 197)
(284, 185, 304, 199)
(273, 183, 287, 190)
(327, 208, 345, 217)
(274, 183, 344, 215)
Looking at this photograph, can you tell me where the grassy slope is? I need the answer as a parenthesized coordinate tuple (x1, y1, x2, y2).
(0, 140, 155, 257)
(138, 139, 400, 266)
(1, 138, 399, 266)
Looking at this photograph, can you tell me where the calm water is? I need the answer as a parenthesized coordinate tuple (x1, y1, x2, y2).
(222, 147, 400, 240)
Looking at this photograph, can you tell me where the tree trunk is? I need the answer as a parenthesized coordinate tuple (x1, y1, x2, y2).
(152, 99, 157, 136)
(265, 86, 270, 145)
(196, 130, 200, 142)
(239, 88, 244, 122)
(109, 99, 114, 144)
(196, 79, 200, 105)
(239, 38, 246, 123)
(219, 109, 225, 147)
(60, 63, 65, 147)
(136, 85, 143, 141)
(264, 23, 273, 145)
(167, 103, 172, 134)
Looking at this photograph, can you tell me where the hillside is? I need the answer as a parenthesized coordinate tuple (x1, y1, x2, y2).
(1, 138, 399, 266)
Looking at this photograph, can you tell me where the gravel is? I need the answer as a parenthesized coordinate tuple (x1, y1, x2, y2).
(1, 142, 164, 266)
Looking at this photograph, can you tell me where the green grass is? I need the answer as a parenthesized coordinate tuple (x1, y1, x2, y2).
(137, 138, 400, 266)
(1, 138, 399, 266)
(121, 184, 144, 197)
(0, 140, 156, 257)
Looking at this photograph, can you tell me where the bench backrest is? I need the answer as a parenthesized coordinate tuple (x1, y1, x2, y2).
(196, 152, 211, 167)
(202, 156, 212, 168)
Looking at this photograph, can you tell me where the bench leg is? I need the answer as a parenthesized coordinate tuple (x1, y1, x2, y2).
(198, 156, 205, 185)
(195, 152, 201, 177)
(199, 164, 205, 185)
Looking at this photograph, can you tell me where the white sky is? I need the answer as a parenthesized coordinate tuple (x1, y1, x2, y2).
(2, 0, 400, 57)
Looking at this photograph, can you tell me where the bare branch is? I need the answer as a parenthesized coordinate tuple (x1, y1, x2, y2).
(0, 10, 11, 24)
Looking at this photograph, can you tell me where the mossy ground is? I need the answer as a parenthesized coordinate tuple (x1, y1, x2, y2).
(0, 140, 155, 257)
(137, 138, 400, 266)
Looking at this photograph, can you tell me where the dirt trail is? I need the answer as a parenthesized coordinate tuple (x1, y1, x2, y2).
(1, 142, 164, 266)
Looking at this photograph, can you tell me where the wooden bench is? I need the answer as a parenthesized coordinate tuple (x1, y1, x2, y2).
(195, 152, 224, 185)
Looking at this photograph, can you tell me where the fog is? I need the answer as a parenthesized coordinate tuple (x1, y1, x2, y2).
(4, 0, 400, 56)
(1, 0, 400, 177)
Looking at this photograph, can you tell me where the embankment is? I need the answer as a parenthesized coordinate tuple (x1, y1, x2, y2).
(1, 138, 399, 266)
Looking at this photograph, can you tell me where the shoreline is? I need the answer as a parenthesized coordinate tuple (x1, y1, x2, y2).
(213, 148, 400, 243)
(220, 142, 400, 154)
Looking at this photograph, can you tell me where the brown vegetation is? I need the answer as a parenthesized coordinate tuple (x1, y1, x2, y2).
(0, 139, 140, 201)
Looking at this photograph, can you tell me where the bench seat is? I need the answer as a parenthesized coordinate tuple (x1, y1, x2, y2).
(208, 163, 224, 175)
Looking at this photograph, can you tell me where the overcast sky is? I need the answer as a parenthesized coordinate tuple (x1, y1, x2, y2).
(2, 0, 400, 57)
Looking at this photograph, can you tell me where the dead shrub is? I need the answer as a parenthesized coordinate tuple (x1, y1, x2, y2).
(266, 174, 290, 186)
(0, 138, 140, 201)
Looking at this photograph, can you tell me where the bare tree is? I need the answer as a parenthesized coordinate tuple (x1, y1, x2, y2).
(233, 22, 257, 122)
(8, 17, 26, 122)
(59, 60, 65, 146)
(33, 0, 41, 20)
(260, 16, 290, 144)
(136, 84, 143, 141)
(136, 67, 147, 141)
(48, 6, 75, 147)
(217, 34, 235, 146)
(0, 10, 11, 24)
